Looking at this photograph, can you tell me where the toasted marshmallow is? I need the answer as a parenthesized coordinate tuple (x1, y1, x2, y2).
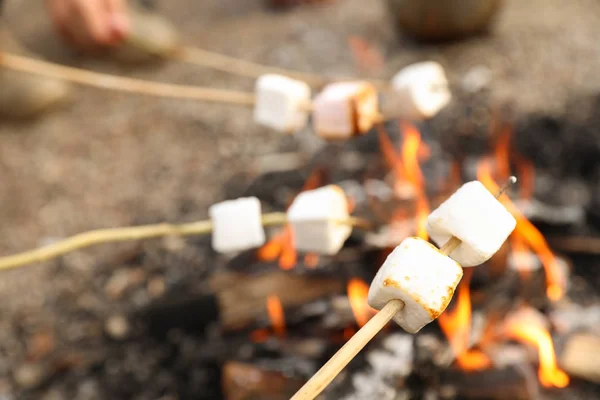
(287, 185, 352, 255)
(384, 61, 451, 121)
(368, 237, 463, 333)
(312, 81, 379, 140)
(427, 181, 517, 267)
(209, 197, 266, 253)
(253, 74, 311, 133)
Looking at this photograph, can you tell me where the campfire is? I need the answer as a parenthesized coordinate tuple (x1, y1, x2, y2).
(202, 120, 598, 399)
(1, 40, 598, 400)
(2, 112, 598, 399)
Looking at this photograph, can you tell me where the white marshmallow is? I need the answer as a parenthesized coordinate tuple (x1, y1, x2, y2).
(368, 237, 463, 333)
(209, 197, 266, 253)
(253, 74, 311, 133)
(287, 185, 352, 255)
(312, 81, 379, 140)
(385, 61, 451, 121)
(426, 181, 517, 267)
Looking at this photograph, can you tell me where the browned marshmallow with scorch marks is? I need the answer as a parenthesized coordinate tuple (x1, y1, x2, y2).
(312, 81, 379, 140)
(368, 236, 463, 333)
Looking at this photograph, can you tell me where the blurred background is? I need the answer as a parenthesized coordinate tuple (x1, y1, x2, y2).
(1, 0, 599, 399)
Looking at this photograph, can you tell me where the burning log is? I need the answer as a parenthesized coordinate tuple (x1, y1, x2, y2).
(222, 361, 303, 400)
(559, 333, 600, 384)
(440, 365, 536, 400)
(140, 270, 343, 335)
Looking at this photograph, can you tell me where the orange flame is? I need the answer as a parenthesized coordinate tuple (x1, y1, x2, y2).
(257, 168, 325, 270)
(266, 295, 286, 337)
(377, 123, 430, 240)
(438, 268, 492, 371)
(477, 158, 564, 300)
(517, 158, 535, 201)
(347, 278, 375, 328)
(509, 231, 533, 279)
(400, 122, 430, 240)
(506, 321, 570, 388)
(494, 124, 512, 181)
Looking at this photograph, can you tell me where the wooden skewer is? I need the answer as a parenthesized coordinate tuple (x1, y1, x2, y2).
(0, 213, 370, 271)
(290, 176, 517, 400)
(0, 52, 257, 106)
(0, 53, 392, 122)
(173, 46, 391, 90)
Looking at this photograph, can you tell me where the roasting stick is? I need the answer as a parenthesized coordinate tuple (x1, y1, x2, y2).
(0, 52, 257, 106)
(290, 177, 517, 400)
(0, 212, 368, 271)
(173, 46, 391, 89)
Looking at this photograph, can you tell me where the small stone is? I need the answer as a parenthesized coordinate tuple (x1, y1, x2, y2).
(13, 363, 47, 389)
(105, 268, 145, 300)
(461, 66, 492, 93)
(105, 315, 130, 340)
(162, 235, 186, 252)
(147, 277, 166, 298)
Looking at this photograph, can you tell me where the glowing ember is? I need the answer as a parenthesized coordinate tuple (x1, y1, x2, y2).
(438, 268, 492, 371)
(303, 253, 320, 269)
(266, 295, 286, 337)
(347, 278, 375, 328)
(250, 329, 269, 343)
(477, 158, 564, 301)
(506, 321, 570, 388)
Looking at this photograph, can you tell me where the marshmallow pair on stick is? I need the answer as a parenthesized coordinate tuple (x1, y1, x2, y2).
(290, 180, 517, 400)
(253, 61, 451, 136)
(368, 181, 516, 333)
(208, 185, 352, 255)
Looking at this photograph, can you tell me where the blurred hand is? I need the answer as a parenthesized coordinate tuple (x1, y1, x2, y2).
(46, 0, 130, 51)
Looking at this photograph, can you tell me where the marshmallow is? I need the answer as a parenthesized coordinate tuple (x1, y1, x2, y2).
(385, 61, 451, 121)
(209, 197, 266, 253)
(287, 185, 352, 255)
(368, 237, 463, 333)
(253, 74, 311, 133)
(312, 81, 379, 140)
(426, 181, 517, 267)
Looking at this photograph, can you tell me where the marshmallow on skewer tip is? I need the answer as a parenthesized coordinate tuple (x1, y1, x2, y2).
(368, 236, 463, 333)
(209, 197, 266, 254)
(427, 181, 517, 267)
(287, 185, 352, 255)
(254, 74, 312, 133)
(384, 61, 451, 121)
(312, 81, 379, 140)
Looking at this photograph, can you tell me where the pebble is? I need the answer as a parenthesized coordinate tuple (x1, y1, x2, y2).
(105, 315, 130, 340)
(105, 268, 145, 300)
(461, 65, 492, 93)
(13, 363, 47, 389)
(147, 277, 166, 298)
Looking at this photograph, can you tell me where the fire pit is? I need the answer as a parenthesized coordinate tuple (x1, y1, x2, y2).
(2, 0, 600, 399)
(134, 119, 600, 399)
